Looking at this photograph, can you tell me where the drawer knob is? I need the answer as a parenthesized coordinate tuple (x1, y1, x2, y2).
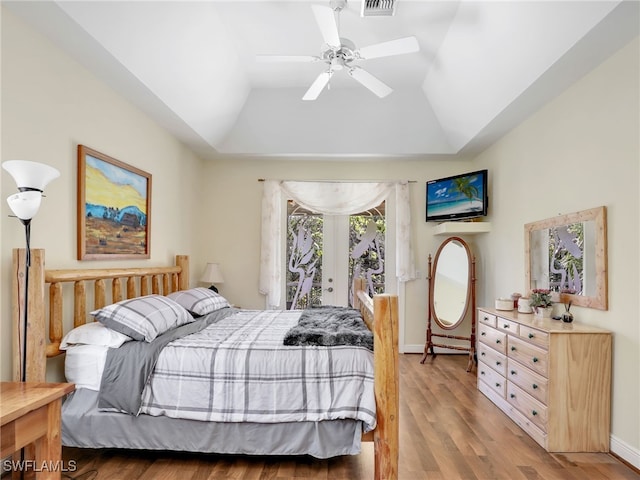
(503, 324, 509, 328)
(496, 361, 502, 366)
(532, 357, 539, 363)
(511, 346, 516, 351)
(483, 316, 489, 321)
(481, 352, 486, 356)
(481, 371, 485, 375)
(528, 333, 534, 339)
(495, 383, 501, 387)
(510, 393, 515, 399)
(532, 410, 538, 416)
(496, 339, 501, 344)
(510, 370, 516, 375)
(532, 384, 538, 389)
(481, 332, 486, 336)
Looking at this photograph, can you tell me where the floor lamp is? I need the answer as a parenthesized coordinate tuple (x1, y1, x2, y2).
(3, 160, 60, 382)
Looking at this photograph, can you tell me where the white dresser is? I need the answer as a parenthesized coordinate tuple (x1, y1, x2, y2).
(477, 307, 612, 452)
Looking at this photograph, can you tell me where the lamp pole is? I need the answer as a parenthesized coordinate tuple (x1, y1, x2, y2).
(20, 220, 31, 382)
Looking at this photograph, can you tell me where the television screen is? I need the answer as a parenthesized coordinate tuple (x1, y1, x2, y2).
(426, 169, 488, 222)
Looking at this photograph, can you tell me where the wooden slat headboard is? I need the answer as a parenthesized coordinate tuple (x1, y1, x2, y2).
(12, 248, 189, 382)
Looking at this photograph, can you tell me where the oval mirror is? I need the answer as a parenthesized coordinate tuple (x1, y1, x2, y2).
(431, 237, 472, 329)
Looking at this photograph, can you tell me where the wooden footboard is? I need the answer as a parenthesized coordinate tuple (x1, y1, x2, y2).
(353, 278, 400, 480)
(13, 250, 399, 480)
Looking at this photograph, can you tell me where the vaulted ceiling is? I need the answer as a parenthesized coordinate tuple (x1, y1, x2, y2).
(5, 1, 639, 159)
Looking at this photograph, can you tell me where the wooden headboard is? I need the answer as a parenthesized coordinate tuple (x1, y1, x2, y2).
(11, 248, 189, 382)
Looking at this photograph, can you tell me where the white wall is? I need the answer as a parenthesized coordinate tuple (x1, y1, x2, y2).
(1, 9, 204, 380)
(473, 37, 639, 467)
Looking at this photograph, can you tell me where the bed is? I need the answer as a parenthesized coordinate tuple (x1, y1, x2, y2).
(11, 248, 399, 479)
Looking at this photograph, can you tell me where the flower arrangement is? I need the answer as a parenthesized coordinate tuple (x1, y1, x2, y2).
(529, 288, 553, 310)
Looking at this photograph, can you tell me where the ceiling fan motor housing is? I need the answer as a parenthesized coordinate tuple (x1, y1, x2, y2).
(321, 38, 356, 70)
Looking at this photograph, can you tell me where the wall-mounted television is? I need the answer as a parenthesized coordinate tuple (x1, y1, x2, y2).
(426, 169, 488, 222)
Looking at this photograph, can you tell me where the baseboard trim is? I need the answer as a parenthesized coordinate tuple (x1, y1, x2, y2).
(611, 434, 640, 471)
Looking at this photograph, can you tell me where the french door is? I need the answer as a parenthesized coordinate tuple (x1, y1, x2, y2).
(285, 201, 385, 309)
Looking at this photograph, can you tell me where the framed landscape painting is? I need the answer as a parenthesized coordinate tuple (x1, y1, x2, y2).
(77, 145, 152, 260)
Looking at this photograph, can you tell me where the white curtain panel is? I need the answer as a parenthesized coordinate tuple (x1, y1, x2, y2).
(259, 180, 416, 309)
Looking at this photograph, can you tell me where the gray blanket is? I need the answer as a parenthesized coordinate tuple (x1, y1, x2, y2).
(283, 306, 373, 351)
(98, 307, 235, 415)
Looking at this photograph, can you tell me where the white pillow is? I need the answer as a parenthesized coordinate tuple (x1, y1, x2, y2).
(60, 322, 131, 350)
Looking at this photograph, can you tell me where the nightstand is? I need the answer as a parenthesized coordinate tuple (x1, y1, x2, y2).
(1, 382, 75, 479)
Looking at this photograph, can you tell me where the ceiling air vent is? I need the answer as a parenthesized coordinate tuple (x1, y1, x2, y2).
(360, 0, 397, 17)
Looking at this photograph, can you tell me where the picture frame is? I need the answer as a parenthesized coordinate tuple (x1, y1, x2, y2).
(77, 145, 152, 260)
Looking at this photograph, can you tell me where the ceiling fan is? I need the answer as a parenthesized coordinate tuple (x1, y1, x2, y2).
(256, 0, 420, 100)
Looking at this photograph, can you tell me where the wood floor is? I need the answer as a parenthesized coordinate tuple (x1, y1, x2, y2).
(62, 354, 639, 480)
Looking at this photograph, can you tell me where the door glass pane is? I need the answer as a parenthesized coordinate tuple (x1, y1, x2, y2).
(349, 203, 385, 306)
(286, 200, 386, 310)
(286, 201, 323, 309)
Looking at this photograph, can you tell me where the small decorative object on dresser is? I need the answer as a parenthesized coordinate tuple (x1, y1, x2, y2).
(495, 298, 513, 311)
(477, 307, 612, 452)
(517, 297, 533, 314)
(562, 302, 574, 323)
(529, 289, 553, 318)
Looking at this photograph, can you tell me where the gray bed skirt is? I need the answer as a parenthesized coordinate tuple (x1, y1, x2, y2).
(62, 389, 364, 459)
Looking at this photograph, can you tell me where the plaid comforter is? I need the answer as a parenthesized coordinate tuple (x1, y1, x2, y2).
(137, 309, 377, 431)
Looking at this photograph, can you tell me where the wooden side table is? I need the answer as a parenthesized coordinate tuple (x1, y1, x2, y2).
(1, 382, 75, 480)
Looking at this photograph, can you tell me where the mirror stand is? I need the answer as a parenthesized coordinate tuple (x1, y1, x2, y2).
(420, 237, 477, 372)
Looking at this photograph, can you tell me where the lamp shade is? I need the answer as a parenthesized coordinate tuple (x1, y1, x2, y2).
(201, 263, 224, 284)
(2, 160, 60, 191)
(7, 191, 42, 220)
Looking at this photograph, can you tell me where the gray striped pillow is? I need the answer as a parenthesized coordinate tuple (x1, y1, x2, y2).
(91, 294, 193, 342)
(167, 287, 230, 316)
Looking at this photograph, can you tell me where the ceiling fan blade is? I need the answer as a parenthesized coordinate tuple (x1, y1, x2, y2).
(256, 55, 320, 63)
(311, 5, 341, 48)
(357, 36, 420, 60)
(348, 67, 392, 98)
(303, 70, 333, 101)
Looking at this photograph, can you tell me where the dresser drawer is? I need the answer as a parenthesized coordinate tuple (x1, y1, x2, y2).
(519, 325, 549, 348)
(507, 403, 548, 450)
(508, 336, 548, 377)
(507, 358, 548, 404)
(478, 361, 506, 398)
(478, 343, 507, 376)
(478, 324, 507, 355)
(507, 382, 548, 432)
(478, 311, 497, 328)
(497, 317, 519, 335)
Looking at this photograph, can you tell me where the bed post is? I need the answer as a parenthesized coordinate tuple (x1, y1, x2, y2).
(373, 294, 399, 480)
(176, 255, 189, 290)
(12, 248, 46, 382)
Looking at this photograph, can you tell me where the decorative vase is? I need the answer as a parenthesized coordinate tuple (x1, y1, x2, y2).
(534, 307, 552, 319)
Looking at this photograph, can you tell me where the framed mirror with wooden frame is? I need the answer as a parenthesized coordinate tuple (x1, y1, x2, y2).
(525, 206, 607, 310)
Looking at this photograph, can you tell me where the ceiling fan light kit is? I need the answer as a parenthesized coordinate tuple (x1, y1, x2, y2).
(257, 0, 418, 101)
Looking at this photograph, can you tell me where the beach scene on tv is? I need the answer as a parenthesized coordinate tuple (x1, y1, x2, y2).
(427, 173, 485, 217)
